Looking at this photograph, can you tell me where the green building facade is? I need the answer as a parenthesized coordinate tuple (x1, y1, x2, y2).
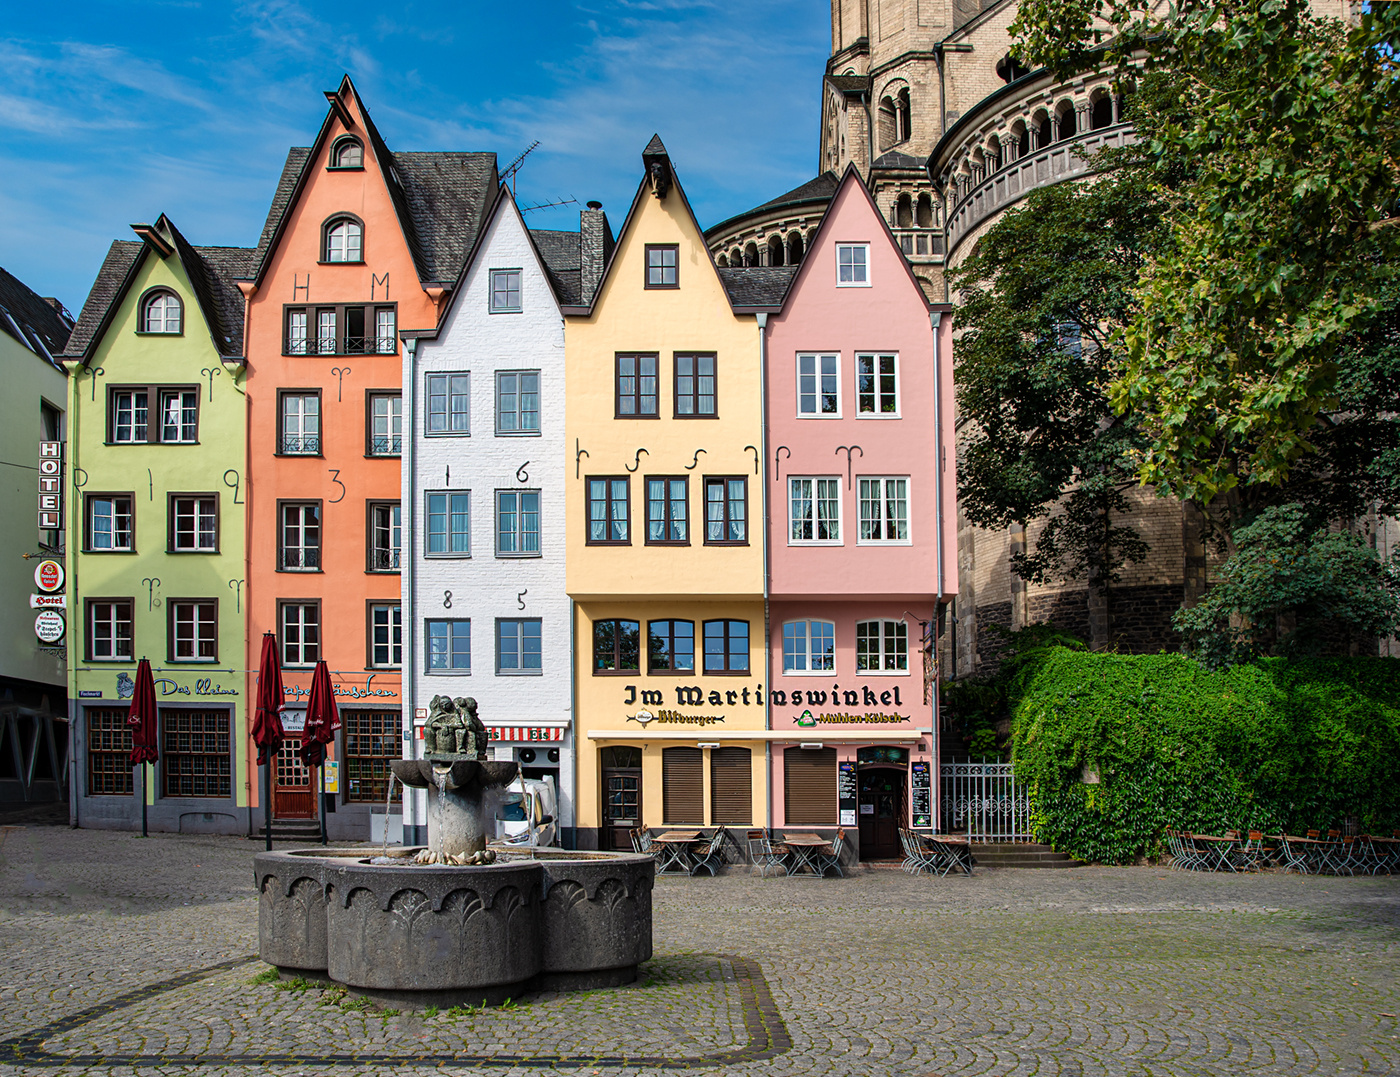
(61, 217, 255, 834)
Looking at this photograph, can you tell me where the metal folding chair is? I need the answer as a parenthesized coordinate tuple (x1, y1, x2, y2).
(811, 829, 846, 878)
(747, 830, 788, 878)
(690, 828, 727, 876)
(931, 835, 974, 875)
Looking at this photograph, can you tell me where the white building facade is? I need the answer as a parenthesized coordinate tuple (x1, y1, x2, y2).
(402, 190, 576, 845)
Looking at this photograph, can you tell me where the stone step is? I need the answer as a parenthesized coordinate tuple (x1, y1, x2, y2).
(255, 821, 324, 841)
(959, 842, 1084, 868)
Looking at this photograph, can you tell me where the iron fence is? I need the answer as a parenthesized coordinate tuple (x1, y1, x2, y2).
(940, 761, 1033, 842)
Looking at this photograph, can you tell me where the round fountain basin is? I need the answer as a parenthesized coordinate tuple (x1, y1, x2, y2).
(254, 848, 654, 1005)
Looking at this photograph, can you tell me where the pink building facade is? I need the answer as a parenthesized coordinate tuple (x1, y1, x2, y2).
(764, 167, 955, 860)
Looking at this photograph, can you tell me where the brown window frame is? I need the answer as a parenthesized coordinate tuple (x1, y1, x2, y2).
(365, 390, 403, 457)
(585, 475, 631, 546)
(160, 708, 232, 798)
(702, 618, 751, 676)
(646, 619, 695, 675)
(166, 597, 219, 663)
(167, 492, 220, 554)
(320, 212, 366, 265)
(277, 499, 323, 572)
(644, 244, 679, 289)
(614, 353, 660, 418)
(86, 598, 135, 663)
(277, 389, 322, 456)
(278, 599, 322, 668)
(643, 475, 689, 546)
(282, 301, 397, 356)
(343, 710, 400, 803)
(366, 600, 402, 670)
(328, 135, 364, 171)
(87, 708, 133, 795)
(593, 618, 641, 675)
(83, 492, 136, 554)
(106, 384, 200, 445)
(135, 286, 184, 335)
(366, 500, 401, 573)
(702, 476, 749, 546)
(673, 353, 717, 418)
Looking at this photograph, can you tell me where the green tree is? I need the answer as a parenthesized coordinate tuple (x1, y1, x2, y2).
(949, 168, 1161, 588)
(1009, 0, 1400, 545)
(1174, 503, 1400, 667)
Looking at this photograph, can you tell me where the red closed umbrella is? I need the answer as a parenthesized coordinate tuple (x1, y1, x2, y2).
(301, 660, 340, 845)
(252, 632, 286, 849)
(127, 658, 158, 837)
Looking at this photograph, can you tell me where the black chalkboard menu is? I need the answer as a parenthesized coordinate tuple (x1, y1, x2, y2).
(838, 760, 857, 826)
(911, 760, 931, 827)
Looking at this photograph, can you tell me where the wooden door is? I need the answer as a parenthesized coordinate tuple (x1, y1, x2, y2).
(274, 740, 315, 819)
(602, 768, 641, 850)
(857, 767, 905, 859)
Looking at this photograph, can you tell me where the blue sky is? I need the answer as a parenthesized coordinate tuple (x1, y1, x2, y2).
(1, 1, 829, 314)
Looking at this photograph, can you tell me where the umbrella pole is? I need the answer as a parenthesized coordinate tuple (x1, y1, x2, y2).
(141, 764, 148, 838)
(263, 755, 273, 851)
(319, 760, 328, 846)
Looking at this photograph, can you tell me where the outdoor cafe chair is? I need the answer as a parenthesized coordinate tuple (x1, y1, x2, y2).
(899, 828, 942, 875)
(930, 835, 975, 875)
(629, 828, 655, 855)
(1280, 835, 1317, 874)
(747, 830, 789, 878)
(690, 828, 728, 877)
(810, 828, 846, 878)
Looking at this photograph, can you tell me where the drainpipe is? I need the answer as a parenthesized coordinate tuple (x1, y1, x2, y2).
(931, 308, 946, 831)
(67, 366, 79, 829)
(402, 337, 421, 847)
(569, 596, 578, 849)
(757, 312, 772, 832)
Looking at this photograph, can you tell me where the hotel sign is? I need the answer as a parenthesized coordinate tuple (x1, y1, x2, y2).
(37, 441, 62, 531)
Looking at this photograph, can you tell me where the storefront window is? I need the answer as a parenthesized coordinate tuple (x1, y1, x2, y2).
(857, 619, 907, 671)
(161, 709, 231, 798)
(87, 708, 132, 795)
(345, 710, 398, 803)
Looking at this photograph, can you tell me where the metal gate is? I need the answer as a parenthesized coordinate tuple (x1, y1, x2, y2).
(940, 762, 1032, 842)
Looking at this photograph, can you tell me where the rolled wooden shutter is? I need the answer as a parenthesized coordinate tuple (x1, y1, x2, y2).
(710, 747, 752, 825)
(784, 747, 837, 824)
(662, 747, 703, 824)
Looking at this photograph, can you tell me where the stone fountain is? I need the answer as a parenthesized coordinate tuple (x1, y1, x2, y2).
(255, 698, 653, 1007)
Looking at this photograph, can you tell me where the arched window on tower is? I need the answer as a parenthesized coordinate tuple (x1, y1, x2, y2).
(1033, 110, 1052, 150)
(896, 193, 913, 228)
(1090, 89, 1114, 130)
(715, 252, 728, 267)
(1055, 100, 1077, 141)
(743, 242, 759, 268)
(878, 95, 898, 151)
(986, 134, 1002, 173)
(897, 89, 912, 143)
(731, 248, 743, 267)
(786, 231, 804, 265)
(916, 193, 933, 228)
(768, 235, 785, 267)
(1009, 121, 1028, 161)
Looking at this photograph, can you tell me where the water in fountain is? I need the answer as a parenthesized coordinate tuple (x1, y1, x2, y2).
(381, 772, 397, 859)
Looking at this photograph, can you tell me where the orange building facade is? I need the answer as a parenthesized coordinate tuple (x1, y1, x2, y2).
(241, 78, 495, 838)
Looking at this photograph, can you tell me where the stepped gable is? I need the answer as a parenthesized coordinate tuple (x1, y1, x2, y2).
(0, 265, 73, 362)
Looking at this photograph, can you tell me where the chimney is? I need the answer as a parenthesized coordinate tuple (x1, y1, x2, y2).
(580, 201, 613, 305)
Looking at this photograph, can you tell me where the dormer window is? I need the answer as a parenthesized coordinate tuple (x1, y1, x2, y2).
(330, 136, 363, 170)
(324, 216, 363, 263)
(140, 290, 182, 334)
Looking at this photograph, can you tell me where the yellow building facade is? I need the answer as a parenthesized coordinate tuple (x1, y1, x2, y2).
(564, 138, 773, 849)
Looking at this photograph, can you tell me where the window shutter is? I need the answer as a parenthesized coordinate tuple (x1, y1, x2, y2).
(784, 747, 837, 824)
(662, 747, 704, 824)
(710, 747, 752, 826)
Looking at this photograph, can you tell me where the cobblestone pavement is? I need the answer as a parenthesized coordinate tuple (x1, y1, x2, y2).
(1, 825, 1397, 1076)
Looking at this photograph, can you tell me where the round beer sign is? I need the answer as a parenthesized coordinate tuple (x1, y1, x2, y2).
(34, 559, 64, 593)
(34, 610, 65, 644)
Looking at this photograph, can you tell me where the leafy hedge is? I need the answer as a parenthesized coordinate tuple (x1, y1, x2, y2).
(1009, 651, 1400, 864)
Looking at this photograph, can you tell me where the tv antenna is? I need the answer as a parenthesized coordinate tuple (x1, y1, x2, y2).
(501, 141, 540, 195)
(520, 197, 579, 214)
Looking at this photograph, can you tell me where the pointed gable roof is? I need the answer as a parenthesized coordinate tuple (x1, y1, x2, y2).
(562, 134, 771, 316)
(246, 75, 497, 289)
(60, 216, 255, 365)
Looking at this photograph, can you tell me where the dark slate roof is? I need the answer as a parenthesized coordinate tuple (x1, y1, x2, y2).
(0, 265, 73, 366)
(717, 266, 798, 308)
(705, 172, 838, 240)
(826, 74, 871, 95)
(529, 228, 583, 306)
(61, 228, 255, 363)
(253, 148, 311, 271)
(642, 134, 668, 157)
(872, 150, 925, 170)
(61, 241, 140, 360)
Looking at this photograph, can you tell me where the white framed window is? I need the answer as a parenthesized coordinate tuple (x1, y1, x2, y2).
(287, 310, 308, 355)
(426, 619, 471, 673)
(426, 373, 470, 435)
(279, 503, 321, 570)
(497, 619, 542, 674)
(495, 371, 540, 434)
(280, 392, 320, 454)
(325, 217, 363, 262)
(171, 600, 217, 662)
(789, 476, 841, 544)
(836, 243, 870, 286)
(369, 393, 401, 455)
(369, 502, 401, 571)
(159, 390, 198, 443)
(112, 391, 148, 443)
(426, 491, 470, 556)
(858, 477, 910, 544)
(856, 353, 899, 416)
(490, 269, 522, 313)
(496, 489, 540, 556)
(281, 603, 320, 666)
(141, 291, 182, 334)
(87, 496, 133, 551)
(369, 604, 402, 668)
(783, 620, 835, 674)
(797, 353, 840, 416)
(170, 495, 218, 551)
(88, 600, 133, 661)
(375, 308, 397, 354)
(331, 137, 363, 169)
(857, 619, 908, 673)
(317, 309, 337, 354)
